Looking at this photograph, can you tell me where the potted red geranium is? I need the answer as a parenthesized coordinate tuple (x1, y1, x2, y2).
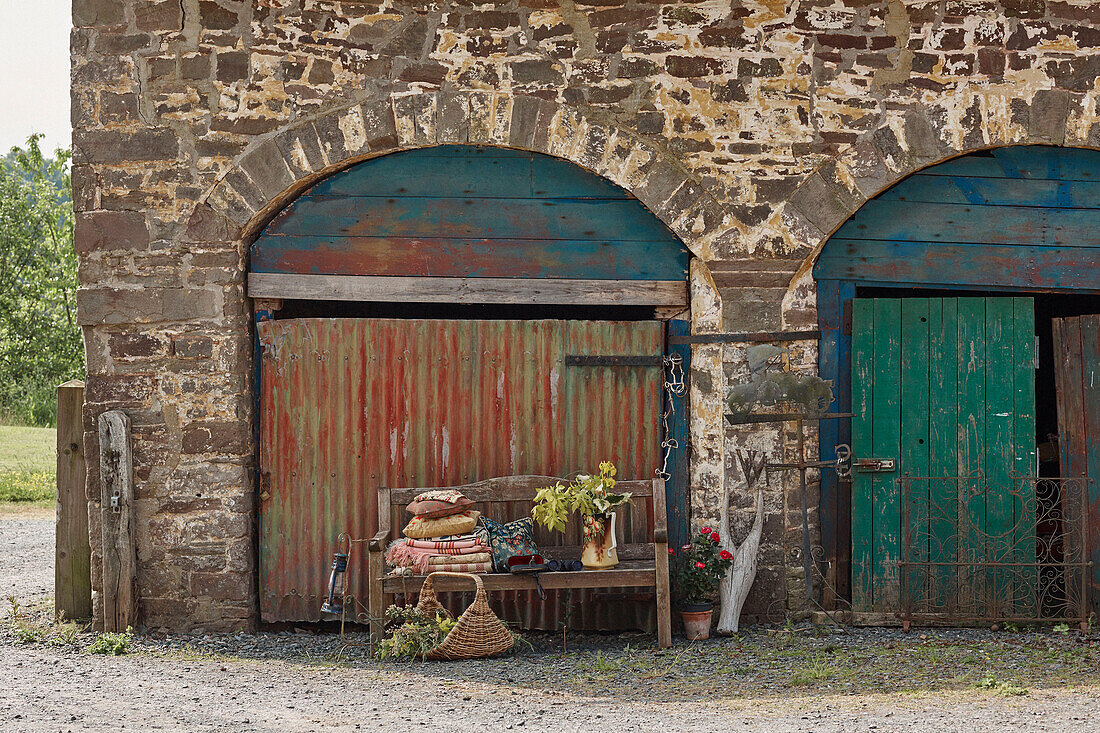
(670, 526, 733, 640)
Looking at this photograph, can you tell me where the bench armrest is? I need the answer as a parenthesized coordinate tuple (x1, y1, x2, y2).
(368, 528, 391, 552)
(653, 528, 667, 545)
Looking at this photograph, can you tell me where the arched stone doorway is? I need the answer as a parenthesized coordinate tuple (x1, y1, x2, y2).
(813, 145, 1100, 622)
(248, 144, 696, 626)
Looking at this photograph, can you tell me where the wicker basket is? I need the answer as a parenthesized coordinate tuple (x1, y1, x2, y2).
(416, 571, 515, 661)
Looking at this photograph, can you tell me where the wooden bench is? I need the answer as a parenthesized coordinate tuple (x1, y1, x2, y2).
(368, 476, 672, 648)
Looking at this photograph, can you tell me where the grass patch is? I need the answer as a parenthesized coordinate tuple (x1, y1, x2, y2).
(0, 425, 56, 505)
(0, 425, 56, 472)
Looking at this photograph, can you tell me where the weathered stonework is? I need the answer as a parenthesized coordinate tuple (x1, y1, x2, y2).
(72, 0, 1100, 630)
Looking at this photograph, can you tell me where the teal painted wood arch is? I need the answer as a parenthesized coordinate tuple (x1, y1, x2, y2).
(814, 145, 1100, 293)
(251, 145, 692, 281)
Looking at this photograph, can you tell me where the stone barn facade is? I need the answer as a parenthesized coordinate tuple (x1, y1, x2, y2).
(72, 0, 1100, 632)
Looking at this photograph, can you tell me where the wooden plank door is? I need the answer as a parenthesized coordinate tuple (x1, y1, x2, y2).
(1052, 314, 1100, 613)
(257, 318, 664, 622)
(851, 297, 1036, 612)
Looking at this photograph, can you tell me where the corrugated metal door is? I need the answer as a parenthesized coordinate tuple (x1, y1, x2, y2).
(851, 297, 1037, 612)
(1053, 314, 1100, 613)
(258, 318, 663, 622)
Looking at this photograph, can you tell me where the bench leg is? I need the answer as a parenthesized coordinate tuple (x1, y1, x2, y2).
(657, 596, 672, 648)
(368, 549, 383, 647)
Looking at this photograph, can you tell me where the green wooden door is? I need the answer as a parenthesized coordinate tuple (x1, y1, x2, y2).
(851, 297, 1037, 612)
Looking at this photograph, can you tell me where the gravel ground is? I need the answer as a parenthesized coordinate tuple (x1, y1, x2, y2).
(2, 628, 1100, 733)
(4, 509, 1100, 731)
(1, 513, 53, 612)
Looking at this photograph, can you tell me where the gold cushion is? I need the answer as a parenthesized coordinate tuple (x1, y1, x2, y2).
(402, 510, 480, 539)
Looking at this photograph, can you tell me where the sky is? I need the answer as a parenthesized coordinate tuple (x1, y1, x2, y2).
(0, 0, 72, 155)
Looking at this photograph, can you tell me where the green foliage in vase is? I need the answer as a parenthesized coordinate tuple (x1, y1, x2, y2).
(532, 462, 632, 535)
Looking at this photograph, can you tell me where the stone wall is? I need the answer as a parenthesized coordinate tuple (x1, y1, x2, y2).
(73, 0, 1100, 630)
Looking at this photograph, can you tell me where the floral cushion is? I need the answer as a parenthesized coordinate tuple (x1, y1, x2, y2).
(406, 495, 475, 519)
(480, 516, 539, 573)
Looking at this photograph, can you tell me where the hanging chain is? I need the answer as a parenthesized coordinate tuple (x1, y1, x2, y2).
(657, 353, 686, 481)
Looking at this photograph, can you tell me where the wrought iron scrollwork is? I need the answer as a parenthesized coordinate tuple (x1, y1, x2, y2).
(898, 473, 1092, 625)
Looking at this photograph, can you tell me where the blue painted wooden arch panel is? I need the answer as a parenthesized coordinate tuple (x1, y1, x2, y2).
(814, 146, 1100, 293)
(251, 145, 691, 280)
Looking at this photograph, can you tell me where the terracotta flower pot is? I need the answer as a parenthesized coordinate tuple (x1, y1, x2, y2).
(680, 602, 713, 640)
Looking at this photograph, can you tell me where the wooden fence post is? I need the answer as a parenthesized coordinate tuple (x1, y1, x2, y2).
(55, 380, 91, 620)
(98, 410, 137, 631)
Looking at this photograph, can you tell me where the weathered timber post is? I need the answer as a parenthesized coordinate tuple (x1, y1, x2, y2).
(98, 410, 137, 631)
(55, 380, 91, 620)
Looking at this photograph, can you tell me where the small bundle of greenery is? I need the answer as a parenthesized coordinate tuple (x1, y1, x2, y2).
(372, 604, 458, 661)
(532, 461, 632, 540)
(671, 526, 734, 606)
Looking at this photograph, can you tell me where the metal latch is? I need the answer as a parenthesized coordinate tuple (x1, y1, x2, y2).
(854, 458, 896, 472)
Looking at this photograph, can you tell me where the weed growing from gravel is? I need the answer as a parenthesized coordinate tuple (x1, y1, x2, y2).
(6, 597, 88, 647)
(787, 656, 836, 687)
(87, 628, 134, 655)
(593, 650, 620, 673)
(975, 676, 1029, 696)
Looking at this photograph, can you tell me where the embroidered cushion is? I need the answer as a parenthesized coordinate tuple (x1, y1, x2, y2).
(480, 516, 539, 573)
(406, 492, 475, 519)
(402, 510, 480, 539)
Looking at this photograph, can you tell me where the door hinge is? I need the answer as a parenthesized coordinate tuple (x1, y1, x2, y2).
(258, 470, 272, 501)
(565, 355, 665, 367)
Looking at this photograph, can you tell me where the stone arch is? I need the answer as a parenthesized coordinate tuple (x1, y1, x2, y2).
(776, 89, 1099, 322)
(193, 90, 730, 270)
(188, 90, 730, 526)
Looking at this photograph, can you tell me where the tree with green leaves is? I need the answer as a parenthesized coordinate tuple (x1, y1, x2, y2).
(0, 135, 81, 426)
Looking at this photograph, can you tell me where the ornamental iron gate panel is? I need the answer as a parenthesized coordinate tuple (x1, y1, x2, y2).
(899, 474, 1091, 626)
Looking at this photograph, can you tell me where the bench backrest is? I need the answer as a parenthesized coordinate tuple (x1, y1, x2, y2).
(380, 476, 666, 561)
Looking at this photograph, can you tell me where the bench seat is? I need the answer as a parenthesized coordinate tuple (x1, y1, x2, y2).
(368, 475, 672, 648)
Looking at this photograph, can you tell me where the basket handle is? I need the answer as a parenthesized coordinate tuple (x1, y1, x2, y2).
(420, 571, 488, 606)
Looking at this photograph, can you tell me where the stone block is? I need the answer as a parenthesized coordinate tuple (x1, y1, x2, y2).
(272, 124, 326, 179)
(75, 211, 150, 254)
(136, 1, 182, 31)
(181, 420, 248, 454)
(435, 91, 469, 144)
(785, 173, 853, 236)
(109, 333, 167, 359)
(1029, 88, 1071, 144)
(190, 571, 250, 601)
(393, 93, 436, 147)
(183, 202, 241, 243)
(85, 374, 156, 404)
(172, 335, 214, 359)
(239, 143, 296, 202)
(77, 287, 222, 325)
(71, 165, 97, 212)
(199, 0, 239, 30)
(73, 0, 124, 26)
(359, 99, 399, 151)
(72, 128, 179, 164)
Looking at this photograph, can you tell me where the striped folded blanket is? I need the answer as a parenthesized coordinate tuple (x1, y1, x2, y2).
(422, 560, 493, 573)
(406, 537, 482, 552)
(428, 552, 492, 566)
(386, 538, 491, 572)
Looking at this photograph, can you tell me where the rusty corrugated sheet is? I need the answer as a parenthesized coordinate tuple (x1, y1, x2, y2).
(258, 318, 662, 623)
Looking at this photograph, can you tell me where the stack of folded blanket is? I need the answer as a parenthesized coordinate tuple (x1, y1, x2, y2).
(385, 489, 493, 574)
